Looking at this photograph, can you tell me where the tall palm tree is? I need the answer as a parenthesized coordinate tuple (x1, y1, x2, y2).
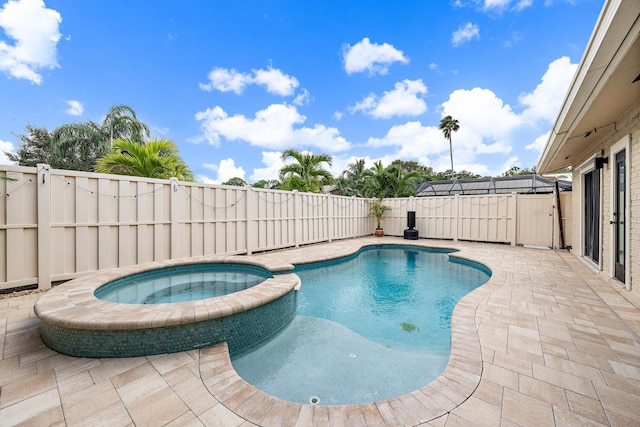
(439, 115, 459, 177)
(279, 148, 333, 193)
(95, 137, 195, 181)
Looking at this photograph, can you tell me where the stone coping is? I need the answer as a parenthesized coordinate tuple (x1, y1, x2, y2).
(34, 255, 299, 331)
(198, 238, 507, 423)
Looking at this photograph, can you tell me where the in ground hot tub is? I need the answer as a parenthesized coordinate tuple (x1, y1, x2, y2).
(35, 256, 300, 358)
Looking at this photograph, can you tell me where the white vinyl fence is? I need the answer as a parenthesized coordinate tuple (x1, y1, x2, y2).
(0, 164, 571, 290)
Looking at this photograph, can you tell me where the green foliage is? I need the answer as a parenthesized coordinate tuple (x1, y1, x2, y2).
(51, 122, 110, 171)
(6, 125, 58, 167)
(279, 148, 333, 193)
(433, 169, 481, 181)
(222, 177, 248, 186)
(368, 199, 392, 229)
(95, 138, 195, 181)
(252, 179, 281, 189)
(502, 165, 537, 176)
(8, 105, 151, 172)
(101, 105, 150, 144)
(400, 322, 421, 332)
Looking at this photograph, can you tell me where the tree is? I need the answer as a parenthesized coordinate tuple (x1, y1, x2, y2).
(8, 105, 151, 172)
(222, 177, 248, 186)
(439, 115, 460, 176)
(102, 105, 150, 145)
(502, 165, 537, 176)
(390, 159, 435, 182)
(383, 164, 421, 197)
(279, 148, 333, 193)
(252, 179, 281, 189)
(95, 138, 195, 181)
(6, 125, 57, 167)
(336, 158, 369, 197)
(51, 122, 110, 171)
(433, 169, 480, 181)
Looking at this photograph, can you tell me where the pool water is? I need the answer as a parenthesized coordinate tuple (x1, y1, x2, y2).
(94, 263, 272, 304)
(231, 246, 491, 405)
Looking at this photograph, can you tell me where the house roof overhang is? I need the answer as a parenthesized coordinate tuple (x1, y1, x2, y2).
(538, 0, 640, 174)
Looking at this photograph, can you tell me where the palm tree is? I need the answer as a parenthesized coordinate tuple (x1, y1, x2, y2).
(279, 148, 333, 193)
(383, 164, 421, 197)
(363, 160, 388, 198)
(51, 122, 110, 171)
(102, 105, 150, 146)
(439, 115, 459, 177)
(362, 161, 420, 198)
(95, 137, 195, 181)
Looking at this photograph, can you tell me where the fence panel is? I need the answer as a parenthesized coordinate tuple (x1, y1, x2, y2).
(0, 164, 572, 290)
(516, 194, 554, 247)
(0, 166, 38, 289)
(415, 196, 457, 240)
(457, 195, 513, 244)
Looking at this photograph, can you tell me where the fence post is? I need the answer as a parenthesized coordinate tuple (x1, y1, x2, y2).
(510, 192, 517, 246)
(327, 194, 333, 242)
(246, 185, 255, 255)
(294, 190, 301, 247)
(453, 194, 459, 242)
(170, 178, 179, 258)
(353, 196, 358, 238)
(36, 164, 51, 289)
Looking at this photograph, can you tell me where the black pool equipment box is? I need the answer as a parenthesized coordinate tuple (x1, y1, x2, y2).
(404, 211, 418, 240)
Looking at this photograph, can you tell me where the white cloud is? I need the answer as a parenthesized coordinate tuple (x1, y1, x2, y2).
(250, 151, 284, 181)
(350, 79, 427, 119)
(65, 99, 83, 116)
(452, 23, 479, 47)
(199, 67, 249, 94)
(342, 37, 408, 75)
(365, 121, 448, 156)
(0, 0, 62, 84)
(201, 158, 246, 184)
(194, 103, 351, 152)
(333, 111, 343, 121)
(442, 87, 521, 150)
(252, 66, 299, 96)
(292, 88, 310, 106)
(152, 126, 170, 135)
(483, 0, 511, 10)
(0, 139, 16, 164)
(199, 65, 299, 96)
(519, 56, 577, 123)
(526, 131, 550, 153)
(482, 0, 534, 12)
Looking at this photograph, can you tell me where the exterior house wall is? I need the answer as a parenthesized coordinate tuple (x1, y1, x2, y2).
(571, 99, 639, 296)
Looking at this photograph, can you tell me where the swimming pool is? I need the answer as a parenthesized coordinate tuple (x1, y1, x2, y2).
(232, 245, 491, 405)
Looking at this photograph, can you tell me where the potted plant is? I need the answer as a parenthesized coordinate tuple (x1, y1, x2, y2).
(369, 199, 392, 237)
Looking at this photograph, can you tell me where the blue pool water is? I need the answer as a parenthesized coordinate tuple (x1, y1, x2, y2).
(231, 245, 491, 405)
(94, 263, 272, 304)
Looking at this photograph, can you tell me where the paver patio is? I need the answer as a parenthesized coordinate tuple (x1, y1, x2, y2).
(1, 237, 639, 426)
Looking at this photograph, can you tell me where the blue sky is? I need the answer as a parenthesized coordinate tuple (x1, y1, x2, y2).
(0, 0, 602, 183)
